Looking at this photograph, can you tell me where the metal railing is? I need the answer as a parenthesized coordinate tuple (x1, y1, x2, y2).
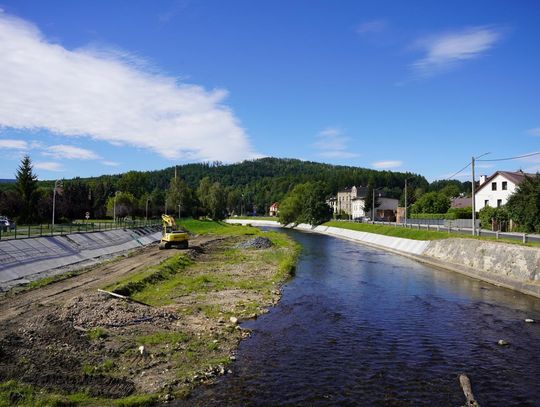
(353, 218, 540, 244)
(0, 219, 161, 241)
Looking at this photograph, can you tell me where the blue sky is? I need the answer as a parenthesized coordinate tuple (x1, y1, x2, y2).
(0, 0, 539, 181)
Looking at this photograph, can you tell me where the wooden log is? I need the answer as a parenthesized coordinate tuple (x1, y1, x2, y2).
(459, 374, 480, 407)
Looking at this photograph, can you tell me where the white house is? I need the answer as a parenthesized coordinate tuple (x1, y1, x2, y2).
(351, 196, 398, 220)
(475, 170, 534, 210)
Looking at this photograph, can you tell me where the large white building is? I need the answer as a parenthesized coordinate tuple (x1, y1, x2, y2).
(327, 186, 398, 221)
(475, 170, 534, 210)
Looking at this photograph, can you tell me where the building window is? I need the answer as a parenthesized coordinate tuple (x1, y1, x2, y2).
(502, 181, 507, 190)
(497, 199, 502, 207)
(484, 200, 489, 207)
(491, 182, 497, 191)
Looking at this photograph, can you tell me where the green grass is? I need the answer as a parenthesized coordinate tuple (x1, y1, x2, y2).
(87, 327, 108, 341)
(106, 254, 193, 297)
(324, 221, 452, 240)
(0, 380, 158, 407)
(136, 331, 189, 346)
(323, 220, 540, 247)
(231, 216, 278, 221)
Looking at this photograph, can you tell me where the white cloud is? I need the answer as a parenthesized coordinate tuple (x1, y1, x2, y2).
(0, 13, 258, 163)
(372, 160, 402, 169)
(526, 127, 540, 136)
(34, 161, 64, 171)
(356, 20, 388, 35)
(411, 26, 502, 77)
(313, 127, 359, 158)
(0, 139, 29, 149)
(101, 160, 120, 167)
(43, 144, 100, 160)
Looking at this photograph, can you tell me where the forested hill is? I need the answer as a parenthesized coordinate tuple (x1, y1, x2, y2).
(48, 157, 427, 199)
(1, 157, 439, 220)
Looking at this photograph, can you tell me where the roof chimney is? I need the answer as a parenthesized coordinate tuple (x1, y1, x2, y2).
(479, 175, 487, 185)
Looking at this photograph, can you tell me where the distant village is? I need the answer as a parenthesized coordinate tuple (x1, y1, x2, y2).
(267, 169, 532, 226)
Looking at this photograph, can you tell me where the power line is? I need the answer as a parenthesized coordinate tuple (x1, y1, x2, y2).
(478, 151, 540, 162)
(447, 162, 471, 180)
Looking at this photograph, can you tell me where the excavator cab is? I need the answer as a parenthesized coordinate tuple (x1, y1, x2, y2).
(159, 214, 189, 250)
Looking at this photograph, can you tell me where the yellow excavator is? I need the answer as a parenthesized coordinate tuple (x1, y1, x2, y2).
(159, 214, 189, 250)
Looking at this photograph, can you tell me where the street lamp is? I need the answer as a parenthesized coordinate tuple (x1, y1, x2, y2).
(403, 178, 414, 227)
(372, 187, 383, 224)
(113, 191, 120, 223)
(52, 179, 63, 230)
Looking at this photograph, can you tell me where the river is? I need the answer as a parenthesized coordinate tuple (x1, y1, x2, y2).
(181, 229, 540, 406)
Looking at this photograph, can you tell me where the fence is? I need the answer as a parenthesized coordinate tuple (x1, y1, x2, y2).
(360, 219, 540, 244)
(0, 219, 161, 241)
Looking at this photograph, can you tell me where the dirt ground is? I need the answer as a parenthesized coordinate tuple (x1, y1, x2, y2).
(0, 233, 287, 404)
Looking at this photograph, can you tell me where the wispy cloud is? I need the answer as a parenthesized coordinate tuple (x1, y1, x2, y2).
(356, 19, 388, 35)
(411, 26, 502, 77)
(43, 145, 100, 160)
(372, 160, 402, 169)
(101, 160, 120, 167)
(0, 13, 258, 163)
(0, 139, 29, 150)
(526, 127, 540, 136)
(313, 127, 359, 159)
(34, 161, 63, 171)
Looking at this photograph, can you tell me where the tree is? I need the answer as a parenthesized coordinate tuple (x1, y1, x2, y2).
(506, 174, 540, 232)
(410, 192, 450, 214)
(166, 178, 194, 218)
(479, 205, 509, 231)
(106, 192, 136, 219)
(15, 155, 39, 223)
(440, 184, 460, 198)
(196, 177, 213, 215)
(207, 182, 227, 220)
(364, 183, 380, 219)
(278, 182, 331, 226)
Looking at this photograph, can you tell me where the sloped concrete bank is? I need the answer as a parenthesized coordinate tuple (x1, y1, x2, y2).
(226, 219, 540, 298)
(0, 226, 162, 289)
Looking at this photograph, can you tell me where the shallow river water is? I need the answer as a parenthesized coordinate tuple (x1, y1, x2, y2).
(181, 229, 540, 406)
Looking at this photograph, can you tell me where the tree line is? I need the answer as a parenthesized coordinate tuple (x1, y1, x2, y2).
(1, 156, 475, 225)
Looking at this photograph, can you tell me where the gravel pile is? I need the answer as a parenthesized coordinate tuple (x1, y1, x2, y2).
(58, 292, 177, 329)
(236, 237, 273, 249)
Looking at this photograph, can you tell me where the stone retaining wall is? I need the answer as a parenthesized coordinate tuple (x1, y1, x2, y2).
(0, 227, 162, 287)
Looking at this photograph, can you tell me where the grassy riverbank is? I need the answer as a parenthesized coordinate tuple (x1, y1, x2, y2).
(0, 220, 300, 406)
(323, 221, 540, 247)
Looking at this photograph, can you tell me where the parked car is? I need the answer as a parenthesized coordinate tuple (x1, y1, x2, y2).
(0, 216, 16, 232)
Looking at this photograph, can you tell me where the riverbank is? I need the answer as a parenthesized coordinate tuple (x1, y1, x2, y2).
(0, 221, 299, 406)
(226, 219, 540, 298)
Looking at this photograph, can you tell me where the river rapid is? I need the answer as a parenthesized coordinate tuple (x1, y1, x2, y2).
(181, 229, 540, 406)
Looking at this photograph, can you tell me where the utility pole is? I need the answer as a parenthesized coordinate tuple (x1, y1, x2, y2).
(145, 197, 150, 221)
(174, 165, 177, 180)
(471, 153, 489, 236)
(471, 156, 476, 236)
(404, 179, 408, 227)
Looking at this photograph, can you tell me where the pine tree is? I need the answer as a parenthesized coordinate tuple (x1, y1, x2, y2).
(15, 155, 38, 223)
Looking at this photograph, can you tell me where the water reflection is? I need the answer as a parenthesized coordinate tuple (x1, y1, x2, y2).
(181, 229, 540, 406)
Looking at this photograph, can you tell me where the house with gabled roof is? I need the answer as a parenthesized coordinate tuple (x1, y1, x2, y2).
(474, 170, 535, 211)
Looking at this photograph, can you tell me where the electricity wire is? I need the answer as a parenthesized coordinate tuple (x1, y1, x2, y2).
(477, 151, 540, 162)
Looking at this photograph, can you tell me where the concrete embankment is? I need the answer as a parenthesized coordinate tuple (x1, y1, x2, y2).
(226, 219, 540, 298)
(0, 226, 162, 289)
